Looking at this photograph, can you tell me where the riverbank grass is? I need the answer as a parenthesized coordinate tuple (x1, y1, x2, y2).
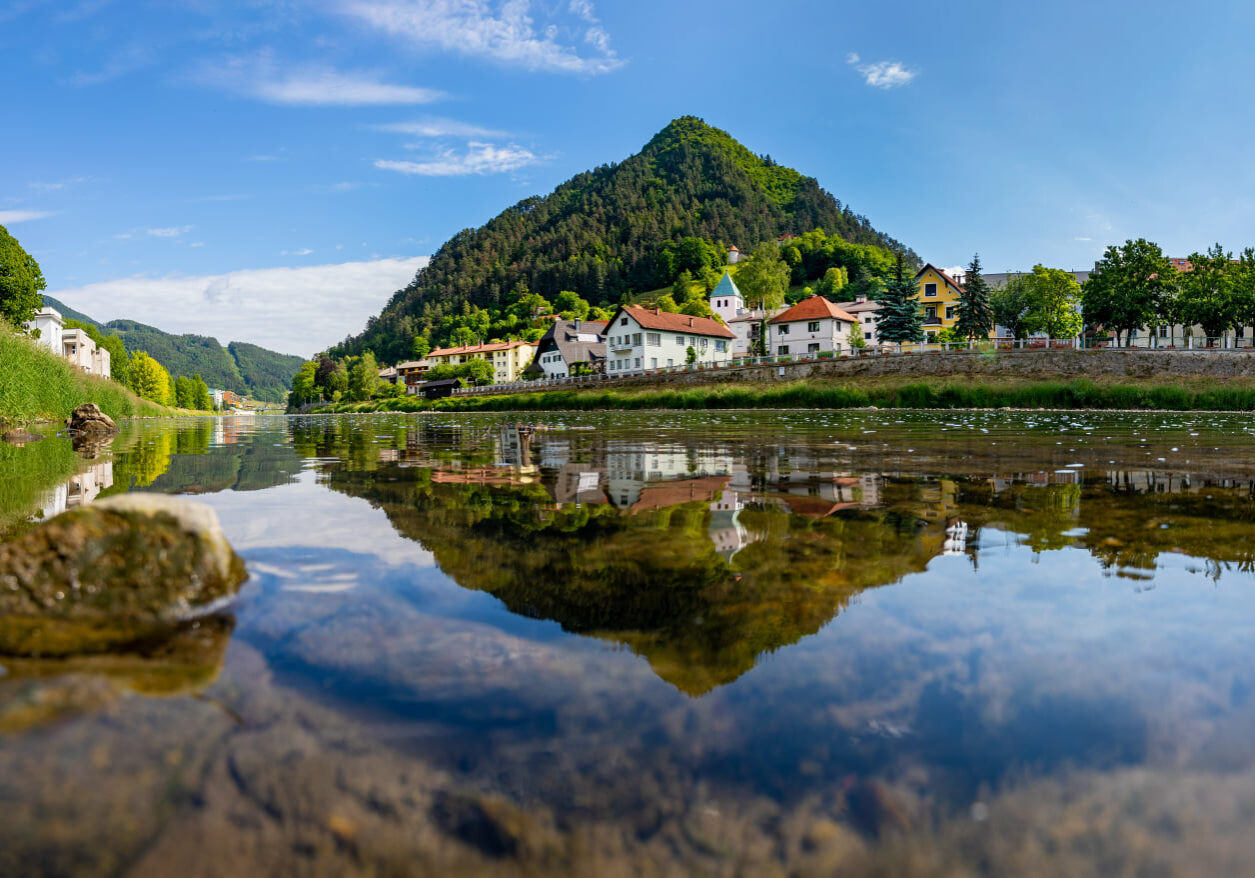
(310, 376, 1255, 414)
(0, 329, 170, 425)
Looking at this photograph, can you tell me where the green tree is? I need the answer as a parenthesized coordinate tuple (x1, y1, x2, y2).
(818, 266, 848, 297)
(174, 375, 195, 409)
(685, 345, 698, 365)
(876, 253, 925, 343)
(955, 254, 995, 340)
(849, 320, 866, 349)
(991, 278, 1032, 339)
(1233, 248, 1255, 341)
(347, 351, 379, 401)
(191, 374, 213, 410)
(654, 294, 680, 313)
(129, 351, 171, 405)
(411, 334, 431, 359)
(1019, 265, 1083, 338)
(553, 290, 590, 319)
(1082, 239, 1173, 346)
(1179, 244, 1236, 343)
(0, 224, 46, 328)
(671, 269, 694, 304)
(736, 242, 790, 310)
(680, 298, 716, 319)
(290, 360, 319, 407)
(465, 358, 494, 385)
(98, 335, 129, 385)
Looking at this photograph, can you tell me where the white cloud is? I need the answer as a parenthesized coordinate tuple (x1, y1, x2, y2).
(47, 256, 428, 357)
(199, 53, 445, 106)
(341, 0, 623, 74)
(845, 52, 859, 65)
(281, 248, 314, 256)
(0, 209, 56, 223)
(30, 176, 88, 192)
(1075, 236, 1093, 242)
(854, 59, 917, 89)
(375, 141, 539, 176)
(372, 116, 511, 138)
(147, 225, 193, 238)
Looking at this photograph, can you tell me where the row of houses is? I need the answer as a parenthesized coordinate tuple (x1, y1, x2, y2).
(24, 307, 112, 379)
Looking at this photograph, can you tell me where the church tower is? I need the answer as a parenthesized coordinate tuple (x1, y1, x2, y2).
(709, 271, 746, 322)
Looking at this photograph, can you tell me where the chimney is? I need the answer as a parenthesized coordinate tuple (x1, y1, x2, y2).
(688, 317, 694, 326)
(573, 317, 581, 331)
(855, 294, 867, 304)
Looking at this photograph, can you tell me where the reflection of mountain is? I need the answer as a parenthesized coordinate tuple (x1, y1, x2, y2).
(314, 447, 940, 695)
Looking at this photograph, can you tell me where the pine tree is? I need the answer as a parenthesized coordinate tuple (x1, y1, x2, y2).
(876, 254, 924, 343)
(956, 253, 995, 340)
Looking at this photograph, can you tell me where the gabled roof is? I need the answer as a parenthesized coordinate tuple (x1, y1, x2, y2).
(914, 263, 964, 292)
(612, 305, 735, 338)
(710, 271, 742, 301)
(532, 318, 607, 370)
(835, 299, 882, 313)
(768, 296, 857, 324)
(428, 340, 536, 358)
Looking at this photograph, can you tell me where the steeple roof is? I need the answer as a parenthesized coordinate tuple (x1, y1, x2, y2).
(710, 271, 742, 300)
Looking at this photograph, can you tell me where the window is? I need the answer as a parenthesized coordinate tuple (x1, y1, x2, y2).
(807, 321, 820, 332)
(634, 357, 641, 369)
(926, 306, 937, 319)
(777, 345, 790, 355)
(778, 324, 790, 335)
(926, 332, 937, 342)
(620, 317, 628, 326)
(646, 332, 660, 346)
(808, 343, 820, 353)
(700, 338, 708, 348)
(715, 340, 727, 352)
(1159, 325, 1169, 338)
(632, 332, 642, 346)
(667, 359, 674, 367)
(864, 316, 873, 324)
(650, 358, 657, 368)
(924, 283, 938, 297)
(945, 306, 956, 320)
(676, 335, 685, 346)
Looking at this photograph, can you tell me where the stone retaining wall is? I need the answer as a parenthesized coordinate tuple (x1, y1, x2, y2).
(592, 349, 1255, 391)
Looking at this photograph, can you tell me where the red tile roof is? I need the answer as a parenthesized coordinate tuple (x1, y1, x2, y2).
(768, 296, 857, 324)
(428, 340, 537, 357)
(614, 305, 735, 338)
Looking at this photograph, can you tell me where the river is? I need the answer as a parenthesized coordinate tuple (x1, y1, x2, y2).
(4, 410, 1255, 876)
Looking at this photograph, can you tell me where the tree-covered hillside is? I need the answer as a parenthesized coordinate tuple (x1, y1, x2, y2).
(42, 295, 304, 403)
(333, 116, 915, 362)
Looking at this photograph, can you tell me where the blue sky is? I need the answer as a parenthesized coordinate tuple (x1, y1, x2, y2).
(4, 0, 1254, 356)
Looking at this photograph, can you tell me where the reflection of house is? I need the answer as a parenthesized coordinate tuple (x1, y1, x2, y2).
(708, 490, 753, 562)
(41, 461, 114, 520)
(24, 307, 112, 379)
(527, 318, 607, 379)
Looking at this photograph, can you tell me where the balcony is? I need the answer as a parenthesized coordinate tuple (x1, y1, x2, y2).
(923, 316, 943, 326)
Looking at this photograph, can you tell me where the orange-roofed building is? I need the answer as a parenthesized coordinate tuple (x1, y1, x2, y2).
(603, 305, 735, 375)
(767, 296, 858, 357)
(427, 340, 537, 383)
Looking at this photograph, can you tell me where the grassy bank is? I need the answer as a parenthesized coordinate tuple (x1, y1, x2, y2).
(309, 376, 1255, 414)
(0, 330, 172, 425)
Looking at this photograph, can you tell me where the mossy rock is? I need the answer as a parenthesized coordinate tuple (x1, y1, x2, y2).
(0, 495, 247, 657)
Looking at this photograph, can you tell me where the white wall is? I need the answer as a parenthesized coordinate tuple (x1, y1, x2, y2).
(768, 317, 851, 357)
(605, 315, 732, 375)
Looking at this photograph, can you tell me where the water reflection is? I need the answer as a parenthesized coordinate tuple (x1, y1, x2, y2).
(6, 411, 1255, 875)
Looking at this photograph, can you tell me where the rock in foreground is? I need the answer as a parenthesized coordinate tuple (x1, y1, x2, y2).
(65, 403, 118, 435)
(0, 495, 247, 657)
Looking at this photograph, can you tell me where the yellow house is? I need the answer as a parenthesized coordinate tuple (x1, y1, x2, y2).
(427, 340, 537, 383)
(914, 264, 965, 341)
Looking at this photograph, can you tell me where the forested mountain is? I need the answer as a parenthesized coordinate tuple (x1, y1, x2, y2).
(42, 295, 303, 403)
(333, 116, 915, 362)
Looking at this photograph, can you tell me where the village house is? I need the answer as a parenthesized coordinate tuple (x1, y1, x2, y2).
(24, 307, 111, 379)
(393, 360, 433, 395)
(603, 305, 735, 375)
(914, 264, 968, 343)
(767, 295, 858, 357)
(708, 270, 787, 356)
(526, 318, 607, 379)
(427, 340, 537, 383)
(834, 294, 882, 346)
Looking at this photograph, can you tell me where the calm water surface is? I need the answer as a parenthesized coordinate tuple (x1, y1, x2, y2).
(5, 409, 1255, 876)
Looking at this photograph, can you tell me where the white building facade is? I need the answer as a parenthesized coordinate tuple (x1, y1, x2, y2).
(604, 306, 735, 375)
(23, 307, 111, 379)
(767, 296, 857, 357)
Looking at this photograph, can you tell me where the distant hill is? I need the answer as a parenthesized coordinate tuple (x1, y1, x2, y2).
(333, 116, 916, 363)
(42, 295, 304, 403)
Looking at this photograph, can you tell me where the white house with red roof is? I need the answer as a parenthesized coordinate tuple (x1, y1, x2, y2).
(604, 305, 735, 375)
(767, 296, 858, 357)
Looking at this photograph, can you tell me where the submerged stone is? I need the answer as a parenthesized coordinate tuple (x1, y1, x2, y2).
(0, 495, 247, 657)
(2, 428, 43, 446)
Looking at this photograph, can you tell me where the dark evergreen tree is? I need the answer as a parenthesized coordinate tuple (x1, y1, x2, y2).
(955, 253, 995, 340)
(876, 253, 925, 343)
